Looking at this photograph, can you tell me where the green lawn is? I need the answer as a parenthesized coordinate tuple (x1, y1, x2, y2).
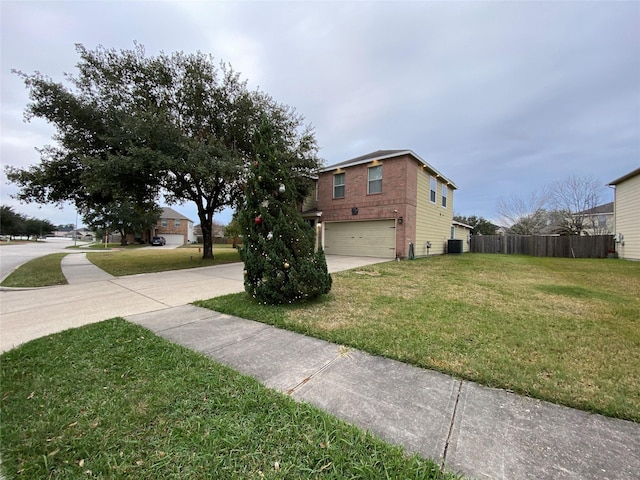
(197, 254, 640, 422)
(0, 253, 68, 287)
(66, 242, 147, 250)
(88, 245, 241, 276)
(1, 245, 242, 288)
(0, 320, 456, 480)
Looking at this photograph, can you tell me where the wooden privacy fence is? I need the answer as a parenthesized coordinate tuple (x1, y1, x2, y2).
(470, 235, 615, 258)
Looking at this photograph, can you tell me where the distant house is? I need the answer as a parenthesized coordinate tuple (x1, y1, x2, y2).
(154, 207, 195, 245)
(193, 223, 225, 238)
(306, 149, 458, 258)
(574, 202, 614, 236)
(608, 167, 640, 260)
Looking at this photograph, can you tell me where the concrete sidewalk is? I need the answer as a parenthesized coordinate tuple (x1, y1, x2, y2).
(126, 305, 640, 480)
(3, 255, 639, 479)
(0, 255, 389, 352)
(61, 253, 115, 284)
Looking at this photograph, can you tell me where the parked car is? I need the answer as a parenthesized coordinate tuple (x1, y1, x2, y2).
(151, 236, 166, 246)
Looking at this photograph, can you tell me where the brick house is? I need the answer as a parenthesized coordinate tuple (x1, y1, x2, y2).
(154, 207, 195, 245)
(303, 150, 458, 259)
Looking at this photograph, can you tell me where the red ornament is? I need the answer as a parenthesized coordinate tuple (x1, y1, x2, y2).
(255, 215, 262, 225)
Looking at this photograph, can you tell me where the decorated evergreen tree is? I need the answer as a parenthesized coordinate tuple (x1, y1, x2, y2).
(239, 122, 331, 304)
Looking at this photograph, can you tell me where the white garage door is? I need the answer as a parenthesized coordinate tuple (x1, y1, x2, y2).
(323, 220, 396, 258)
(162, 234, 185, 245)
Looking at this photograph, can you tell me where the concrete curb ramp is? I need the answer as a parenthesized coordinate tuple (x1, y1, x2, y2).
(126, 305, 640, 480)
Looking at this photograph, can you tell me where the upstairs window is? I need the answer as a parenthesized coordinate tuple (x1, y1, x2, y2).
(430, 176, 437, 203)
(442, 184, 448, 208)
(368, 165, 383, 194)
(175, 219, 181, 227)
(333, 172, 345, 198)
(161, 218, 168, 227)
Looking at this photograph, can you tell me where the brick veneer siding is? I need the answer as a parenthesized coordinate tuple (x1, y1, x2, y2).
(318, 154, 419, 258)
(155, 218, 191, 244)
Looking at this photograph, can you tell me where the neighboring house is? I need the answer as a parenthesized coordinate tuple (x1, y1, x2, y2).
(308, 150, 458, 259)
(194, 222, 225, 239)
(451, 221, 473, 253)
(154, 207, 195, 245)
(573, 202, 614, 236)
(608, 167, 640, 261)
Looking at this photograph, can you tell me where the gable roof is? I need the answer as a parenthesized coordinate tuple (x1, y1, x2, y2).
(160, 207, 194, 223)
(576, 202, 614, 215)
(452, 220, 473, 230)
(320, 149, 457, 189)
(609, 167, 640, 186)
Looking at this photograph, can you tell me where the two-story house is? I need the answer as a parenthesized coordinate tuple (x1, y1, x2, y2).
(154, 207, 195, 245)
(305, 150, 458, 259)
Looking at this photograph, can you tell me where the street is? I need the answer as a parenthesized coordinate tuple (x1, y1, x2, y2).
(0, 237, 87, 282)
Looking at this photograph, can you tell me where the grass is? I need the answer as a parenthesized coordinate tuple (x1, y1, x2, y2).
(65, 242, 147, 250)
(88, 245, 241, 276)
(197, 254, 640, 422)
(0, 319, 456, 480)
(2, 244, 241, 287)
(0, 253, 68, 287)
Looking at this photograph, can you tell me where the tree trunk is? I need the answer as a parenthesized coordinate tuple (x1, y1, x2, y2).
(199, 210, 214, 259)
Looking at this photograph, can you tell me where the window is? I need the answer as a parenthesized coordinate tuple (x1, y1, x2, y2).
(441, 184, 447, 208)
(597, 215, 607, 228)
(368, 165, 383, 194)
(175, 219, 181, 227)
(333, 172, 345, 198)
(451, 226, 455, 239)
(161, 218, 168, 227)
(430, 176, 437, 203)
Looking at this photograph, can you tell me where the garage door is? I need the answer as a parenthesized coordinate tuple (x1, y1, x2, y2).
(323, 220, 396, 258)
(162, 234, 185, 245)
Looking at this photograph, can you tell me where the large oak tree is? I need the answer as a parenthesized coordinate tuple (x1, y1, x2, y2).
(7, 44, 319, 258)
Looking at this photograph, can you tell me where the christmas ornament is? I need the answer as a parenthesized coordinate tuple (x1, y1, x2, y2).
(258, 175, 263, 182)
(243, 270, 248, 276)
(261, 200, 269, 208)
(283, 261, 290, 270)
(255, 215, 263, 225)
(267, 232, 273, 241)
(253, 161, 259, 167)
(278, 184, 286, 193)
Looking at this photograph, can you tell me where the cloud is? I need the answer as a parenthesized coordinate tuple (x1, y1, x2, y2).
(1, 0, 637, 226)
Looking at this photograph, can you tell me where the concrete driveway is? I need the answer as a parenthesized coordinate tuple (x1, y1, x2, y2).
(0, 255, 389, 353)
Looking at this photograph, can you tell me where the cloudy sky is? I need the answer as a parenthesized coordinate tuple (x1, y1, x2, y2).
(1, 1, 638, 227)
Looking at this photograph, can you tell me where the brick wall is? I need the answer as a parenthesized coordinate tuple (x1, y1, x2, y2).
(156, 217, 190, 241)
(318, 155, 418, 257)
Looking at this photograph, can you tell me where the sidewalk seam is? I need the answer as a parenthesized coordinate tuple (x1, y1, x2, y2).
(110, 281, 173, 308)
(441, 379, 463, 471)
(202, 325, 273, 354)
(285, 353, 345, 396)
